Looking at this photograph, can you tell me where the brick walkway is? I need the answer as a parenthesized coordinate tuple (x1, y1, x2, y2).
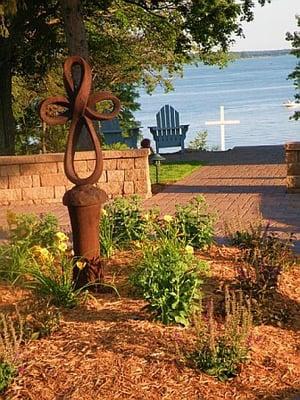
(144, 145, 300, 252)
(1, 145, 300, 252)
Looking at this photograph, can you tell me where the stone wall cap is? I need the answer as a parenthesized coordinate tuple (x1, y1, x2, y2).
(285, 142, 300, 150)
(0, 149, 150, 166)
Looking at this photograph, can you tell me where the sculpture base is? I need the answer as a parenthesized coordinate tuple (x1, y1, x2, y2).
(63, 184, 108, 289)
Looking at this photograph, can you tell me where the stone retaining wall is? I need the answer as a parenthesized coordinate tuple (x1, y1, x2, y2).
(0, 149, 151, 205)
(285, 142, 300, 193)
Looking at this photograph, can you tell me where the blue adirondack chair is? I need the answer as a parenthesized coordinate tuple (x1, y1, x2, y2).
(149, 105, 189, 153)
(100, 118, 139, 148)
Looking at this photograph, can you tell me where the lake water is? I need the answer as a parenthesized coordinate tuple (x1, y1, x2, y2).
(134, 55, 299, 151)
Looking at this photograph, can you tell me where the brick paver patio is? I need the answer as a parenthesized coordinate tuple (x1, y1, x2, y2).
(1, 145, 299, 252)
(145, 145, 300, 252)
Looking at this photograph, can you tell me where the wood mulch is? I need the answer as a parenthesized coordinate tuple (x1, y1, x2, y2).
(1, 246, 300, 400)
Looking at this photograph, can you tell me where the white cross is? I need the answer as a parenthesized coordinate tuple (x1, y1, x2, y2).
(205, 106, 240, 151)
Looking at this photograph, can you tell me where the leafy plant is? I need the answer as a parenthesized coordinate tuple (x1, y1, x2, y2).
(0, 212, 69, 284)
(99, 196, 152, 254)
(0, 242, 31, 283)
(188, 131, 208, 150)
(131, 236, 208, 326)
(7, 211, 59, 248)
(0, 311, 23, 393)
(227, 221, 265, 249)
(175, 196, 215, 249)
(192, 288, 252, 381)
(27, 256, 86, 308)
(0, 361, 16, 393)
(99, 208, 115, 258)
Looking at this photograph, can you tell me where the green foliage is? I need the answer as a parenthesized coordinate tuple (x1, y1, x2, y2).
(192, 289, 252, 381)
(0, 211, 82, 309)
(2, 0, 272, 155)
(7, 211, 59, 248)
(287, 16, 300, 120)
(100, 196, 151, 255)
(102, 142, 129, 150)
(27, 256, 85, 309)
(175, 196, 215, 249)
(149, 161, 202, 184)
(130, 236, 208, 326)
(227, 221, 266, 249)
(0, 361, 15, 393)
(0, 242, 31, 283)
(188, 131, 208, 150)
(99, 210, 115, 259)
(0, 212, 66, 283)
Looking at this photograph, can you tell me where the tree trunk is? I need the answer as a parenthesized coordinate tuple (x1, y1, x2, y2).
(59, 0, 89, 59)
(59, 0, 94, 150)
(0, 36, 16, 155)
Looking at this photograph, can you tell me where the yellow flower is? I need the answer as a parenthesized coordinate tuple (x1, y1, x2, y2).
(57, 242, 68, 253)
(163, 215, 173, 223)
(75, 260, 87, 270)
(185, 245, 194, 255)
(143, 213, 150, 221)
(31, 246, 52, 263)
(102, 208, 107, 216)
(55, 232, 68, 242)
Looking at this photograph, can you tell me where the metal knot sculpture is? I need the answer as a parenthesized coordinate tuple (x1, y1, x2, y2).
(39, 56, 121, 290)
(39, 55, 121, 186)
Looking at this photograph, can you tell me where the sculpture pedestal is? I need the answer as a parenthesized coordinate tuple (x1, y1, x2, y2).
(63, 184, 107, 289)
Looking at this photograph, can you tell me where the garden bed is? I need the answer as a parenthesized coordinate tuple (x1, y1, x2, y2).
(1, 246, 299, 400)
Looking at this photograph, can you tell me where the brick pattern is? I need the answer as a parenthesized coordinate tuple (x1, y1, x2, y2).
(0, 149, 151, 205)
(285, 142, 300, 193)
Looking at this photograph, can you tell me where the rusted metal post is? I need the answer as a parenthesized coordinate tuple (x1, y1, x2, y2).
(39, 56, 121, 289)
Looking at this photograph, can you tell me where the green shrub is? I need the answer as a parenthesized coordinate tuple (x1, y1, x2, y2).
(0, 212, 69, 284)
(130, 236, 208, 326)
(99, 196, 153, 255)
(174, 196, 214, 249)
(7, 211, 59, 248)
(0, 361, 16, 393)
(188, 131, 208, 150)
(192, 288, 252, 381)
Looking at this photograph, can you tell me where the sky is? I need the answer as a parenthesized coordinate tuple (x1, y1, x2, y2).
(232, 0, 299, 51)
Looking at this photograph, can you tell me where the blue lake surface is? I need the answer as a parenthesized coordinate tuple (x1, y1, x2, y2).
(134, 55, 299, 151)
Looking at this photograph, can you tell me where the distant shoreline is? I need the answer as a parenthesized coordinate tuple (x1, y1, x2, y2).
(230, 49, 291, 59)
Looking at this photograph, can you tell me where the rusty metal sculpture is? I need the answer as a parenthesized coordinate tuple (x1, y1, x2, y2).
(39, 56, 121, 289)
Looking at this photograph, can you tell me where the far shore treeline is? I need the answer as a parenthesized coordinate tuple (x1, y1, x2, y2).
(231, 49, 291, 59)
